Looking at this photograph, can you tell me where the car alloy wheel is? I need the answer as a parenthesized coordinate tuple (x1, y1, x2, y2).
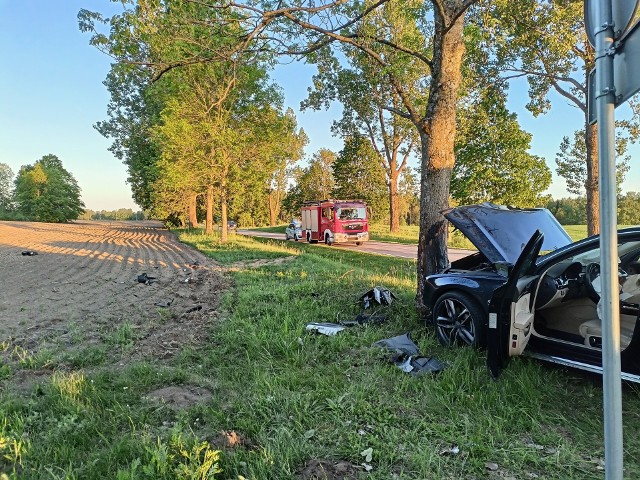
(433, 291, 485, 348)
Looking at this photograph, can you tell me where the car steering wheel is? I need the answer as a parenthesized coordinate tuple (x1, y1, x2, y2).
(584, 262, 601, 303)
(583, 262, 628, 304)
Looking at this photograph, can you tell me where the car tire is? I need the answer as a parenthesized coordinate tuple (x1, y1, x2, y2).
(355, 241, 362, 246)
(432, 291, 486, 348)
(285, 233, 289, 240)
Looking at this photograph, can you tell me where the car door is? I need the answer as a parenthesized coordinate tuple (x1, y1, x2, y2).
(487, 230, 544, 378)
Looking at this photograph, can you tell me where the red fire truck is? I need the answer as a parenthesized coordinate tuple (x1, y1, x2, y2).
(301, 199, 369, 245)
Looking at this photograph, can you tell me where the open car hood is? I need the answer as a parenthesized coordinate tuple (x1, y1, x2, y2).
(444, 203, 573, 265)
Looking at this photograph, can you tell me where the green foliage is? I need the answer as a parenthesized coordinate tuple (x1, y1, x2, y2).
(0, 163, 13, 214)
(283, 149, 337, 217)
(556, 130, 630, 196)
(332, 135, 388, 222)
(79, 208, 146, 221)
(619, 192, 640, 226)
(546, 197, 587, 225)
(12, 154, 85, 222)
(453, 88, 551, 207)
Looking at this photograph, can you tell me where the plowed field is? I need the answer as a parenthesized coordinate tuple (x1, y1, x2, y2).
(0, 220, 227, 362)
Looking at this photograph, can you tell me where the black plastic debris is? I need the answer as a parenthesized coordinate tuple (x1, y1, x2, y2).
(137, 273, 157, 285)
(361, 286, 396, 309)
(372, 333, 419, 355)
(373, 333, 446, 375)
(395, 355, 446, 375)
(154, 299, 173, 308)
(21, 250, 38, 256)
(340, 312, 387, 327)
(185, 305, 202, 313)
(305, 322, 346, 336)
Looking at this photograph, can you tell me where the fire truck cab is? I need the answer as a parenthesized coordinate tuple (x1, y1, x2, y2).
(301, 199, 369, 245)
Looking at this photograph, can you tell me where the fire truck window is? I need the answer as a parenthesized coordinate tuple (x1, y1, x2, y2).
(338, 208, 366, 220)
(323, 208, 333, 219)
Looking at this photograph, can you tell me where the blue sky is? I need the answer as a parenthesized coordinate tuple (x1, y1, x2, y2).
(1, 1, 637, 211)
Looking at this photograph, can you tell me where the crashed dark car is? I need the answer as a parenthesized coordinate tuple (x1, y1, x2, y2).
(423, 203, 640, 381)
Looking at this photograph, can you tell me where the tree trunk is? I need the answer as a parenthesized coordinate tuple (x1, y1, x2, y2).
(188, 192, 199, 228)
(585, 122, 599, 236)
(221, 183, 228, 243)
(416, 4, 466, 308)
(389, 170, 400, 233)
(268, 190, 278, 226)
(205, 185, 213, 235)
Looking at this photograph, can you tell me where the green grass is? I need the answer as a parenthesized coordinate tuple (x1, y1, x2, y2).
(2, 233, 640, 478)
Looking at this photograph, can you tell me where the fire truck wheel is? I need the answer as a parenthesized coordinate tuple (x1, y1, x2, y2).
(325, 234, 333, 246)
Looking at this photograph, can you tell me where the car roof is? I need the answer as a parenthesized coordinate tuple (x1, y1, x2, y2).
(444, 203, 573, 264)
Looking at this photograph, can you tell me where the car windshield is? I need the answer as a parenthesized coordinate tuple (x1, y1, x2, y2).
(572, 240, 640, 265)
(337, 207, 366, 220)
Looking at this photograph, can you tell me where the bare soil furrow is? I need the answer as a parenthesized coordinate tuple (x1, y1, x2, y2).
(0, 220, 228, 361)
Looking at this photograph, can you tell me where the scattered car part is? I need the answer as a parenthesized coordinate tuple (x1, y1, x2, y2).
(395, 355, 446, 375)
(361, 286, 396, 309)
(305, 322, 346, 336)
(372, 333, 419, 356)
(340, 313, 387, 327)
(21, 250, 38, 256)
(137, 273, 157, 285)
(373, 333, 445, 374)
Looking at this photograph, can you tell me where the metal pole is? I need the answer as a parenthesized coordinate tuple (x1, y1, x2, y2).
(594, 0, 623, 477)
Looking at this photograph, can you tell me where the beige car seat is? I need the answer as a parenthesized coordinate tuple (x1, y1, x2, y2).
(579, 317, 636, 349)
(579, 274, 639, 348)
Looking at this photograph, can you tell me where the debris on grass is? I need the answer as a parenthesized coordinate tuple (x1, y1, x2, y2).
(305, 322, 346, 336)
(360, 447, 373, 462)
(372, 333, 419, 355)
(374, 333, 446, 375)
(485, 461, 499, 471)
(360, 286, 396, 309)
(439, 445, 460, 456)
(340, 312, 387, 327)
(395, 355, 446, 374)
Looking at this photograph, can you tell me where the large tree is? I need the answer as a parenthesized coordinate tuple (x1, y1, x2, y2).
(13, 155, 85, 223)
(487, 0, 639, 235)
(82, 0, 480, 304)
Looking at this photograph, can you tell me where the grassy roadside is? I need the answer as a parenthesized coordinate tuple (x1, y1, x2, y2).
(1, 232, 639, 478)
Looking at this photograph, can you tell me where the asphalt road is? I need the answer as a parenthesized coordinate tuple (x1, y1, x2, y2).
(237, 229, 475, 261)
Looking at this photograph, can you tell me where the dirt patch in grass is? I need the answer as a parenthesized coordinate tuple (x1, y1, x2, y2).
(297, 459, 362, 480)
(144, 385, 213, 408)
(0, 220, 230, 376)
